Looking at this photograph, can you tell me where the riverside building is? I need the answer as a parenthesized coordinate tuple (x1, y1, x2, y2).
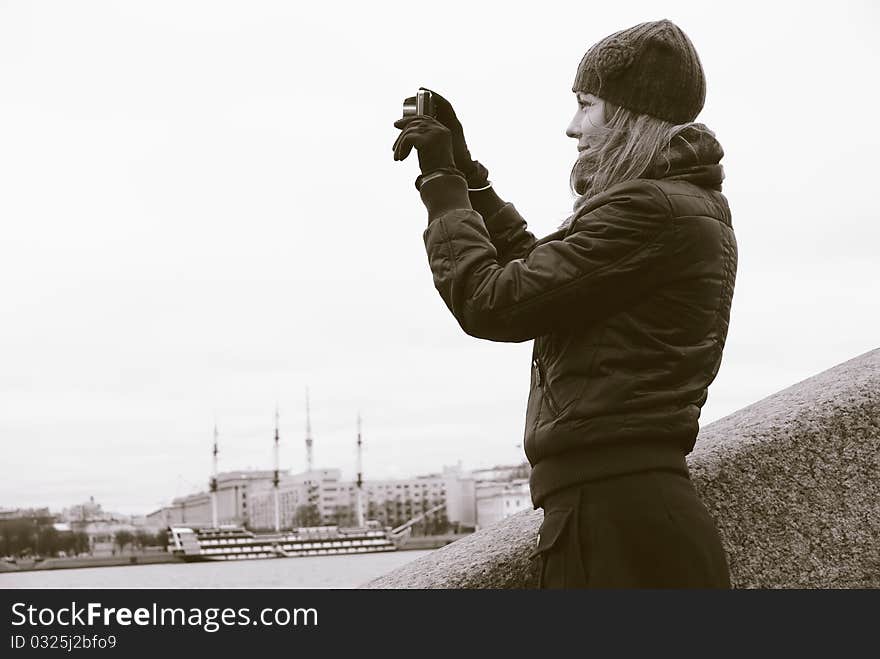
(474, 479, 532, 529)
(146, 405, 531, 534)
(146, 470, 276, 529)
(247, 468, 453, 533)
(148, 462, 532, 533)
(221, 463, 531, 534)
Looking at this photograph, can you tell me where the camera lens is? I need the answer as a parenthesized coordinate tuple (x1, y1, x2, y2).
(402, 99, 418, 117)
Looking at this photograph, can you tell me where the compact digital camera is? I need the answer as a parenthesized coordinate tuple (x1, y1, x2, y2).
(402, 89, 435, 118)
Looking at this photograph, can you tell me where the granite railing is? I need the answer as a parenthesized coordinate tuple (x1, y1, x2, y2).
(364, 348, 880, 588)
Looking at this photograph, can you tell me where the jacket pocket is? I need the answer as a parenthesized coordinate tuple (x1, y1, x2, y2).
(529, 508, 577, 588)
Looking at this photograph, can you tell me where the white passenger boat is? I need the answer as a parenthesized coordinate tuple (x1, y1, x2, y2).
(167, 522, 399, 561)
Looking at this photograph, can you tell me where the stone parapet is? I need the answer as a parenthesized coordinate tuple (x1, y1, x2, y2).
(364, 348, 880, 588)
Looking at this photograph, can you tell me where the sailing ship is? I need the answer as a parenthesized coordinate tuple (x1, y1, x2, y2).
(167, 522, 398, 561)
(166, 396, 426, 562)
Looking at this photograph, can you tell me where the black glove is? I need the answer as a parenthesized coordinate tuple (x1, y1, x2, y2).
(392, 115, 456, 174)
(419, 88, 489, 187)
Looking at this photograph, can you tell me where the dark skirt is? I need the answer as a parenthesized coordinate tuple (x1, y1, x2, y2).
(530, 469, 731, 588)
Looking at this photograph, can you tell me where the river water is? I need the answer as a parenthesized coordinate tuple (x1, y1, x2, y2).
(0, 550, 434, 589)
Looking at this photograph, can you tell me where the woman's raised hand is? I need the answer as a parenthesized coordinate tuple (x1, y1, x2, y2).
(418, 88, 487, 186)
(392, 115, 456, 174)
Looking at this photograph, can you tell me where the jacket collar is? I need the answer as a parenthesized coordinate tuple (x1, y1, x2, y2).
(646, 123, 725, 191)
(559, 123, 726, 232)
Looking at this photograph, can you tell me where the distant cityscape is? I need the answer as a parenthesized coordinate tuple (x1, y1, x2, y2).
(0, 461, 533, 561)
(3, 396, 534, 561)
(151, 461, 532, 533)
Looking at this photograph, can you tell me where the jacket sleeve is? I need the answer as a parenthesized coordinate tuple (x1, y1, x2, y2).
(420, 175, 673, 343)
(469, 186, 537, 264)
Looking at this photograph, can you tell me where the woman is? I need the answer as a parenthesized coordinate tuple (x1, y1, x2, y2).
(392, 19, 737, 588)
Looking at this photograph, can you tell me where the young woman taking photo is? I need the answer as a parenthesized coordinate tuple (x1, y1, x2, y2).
(393, 19, 737, 588)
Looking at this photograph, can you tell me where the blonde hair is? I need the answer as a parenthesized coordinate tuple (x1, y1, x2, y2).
(564, 101, 703, 225)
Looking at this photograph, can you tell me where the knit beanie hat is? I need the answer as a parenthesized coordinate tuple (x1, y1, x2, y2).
(572, 19, 705, 124)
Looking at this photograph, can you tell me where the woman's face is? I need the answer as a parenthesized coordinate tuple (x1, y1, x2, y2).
(566, 92, 607, 153)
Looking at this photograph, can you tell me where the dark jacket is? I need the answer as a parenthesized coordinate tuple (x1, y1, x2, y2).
(418, 126, 737, 506)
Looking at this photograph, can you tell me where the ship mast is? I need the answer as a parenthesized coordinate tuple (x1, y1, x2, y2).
(305, 387, 314, 473)
(273, 405, 281, 533)
(356, 412, 364, 527)
(210, 423, 219, 528)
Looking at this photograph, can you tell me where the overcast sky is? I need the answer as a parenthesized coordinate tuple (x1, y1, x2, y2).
(1, 1, 877, 515)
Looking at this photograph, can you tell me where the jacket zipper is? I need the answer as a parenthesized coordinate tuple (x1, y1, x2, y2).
(533, 359, 559, 417)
